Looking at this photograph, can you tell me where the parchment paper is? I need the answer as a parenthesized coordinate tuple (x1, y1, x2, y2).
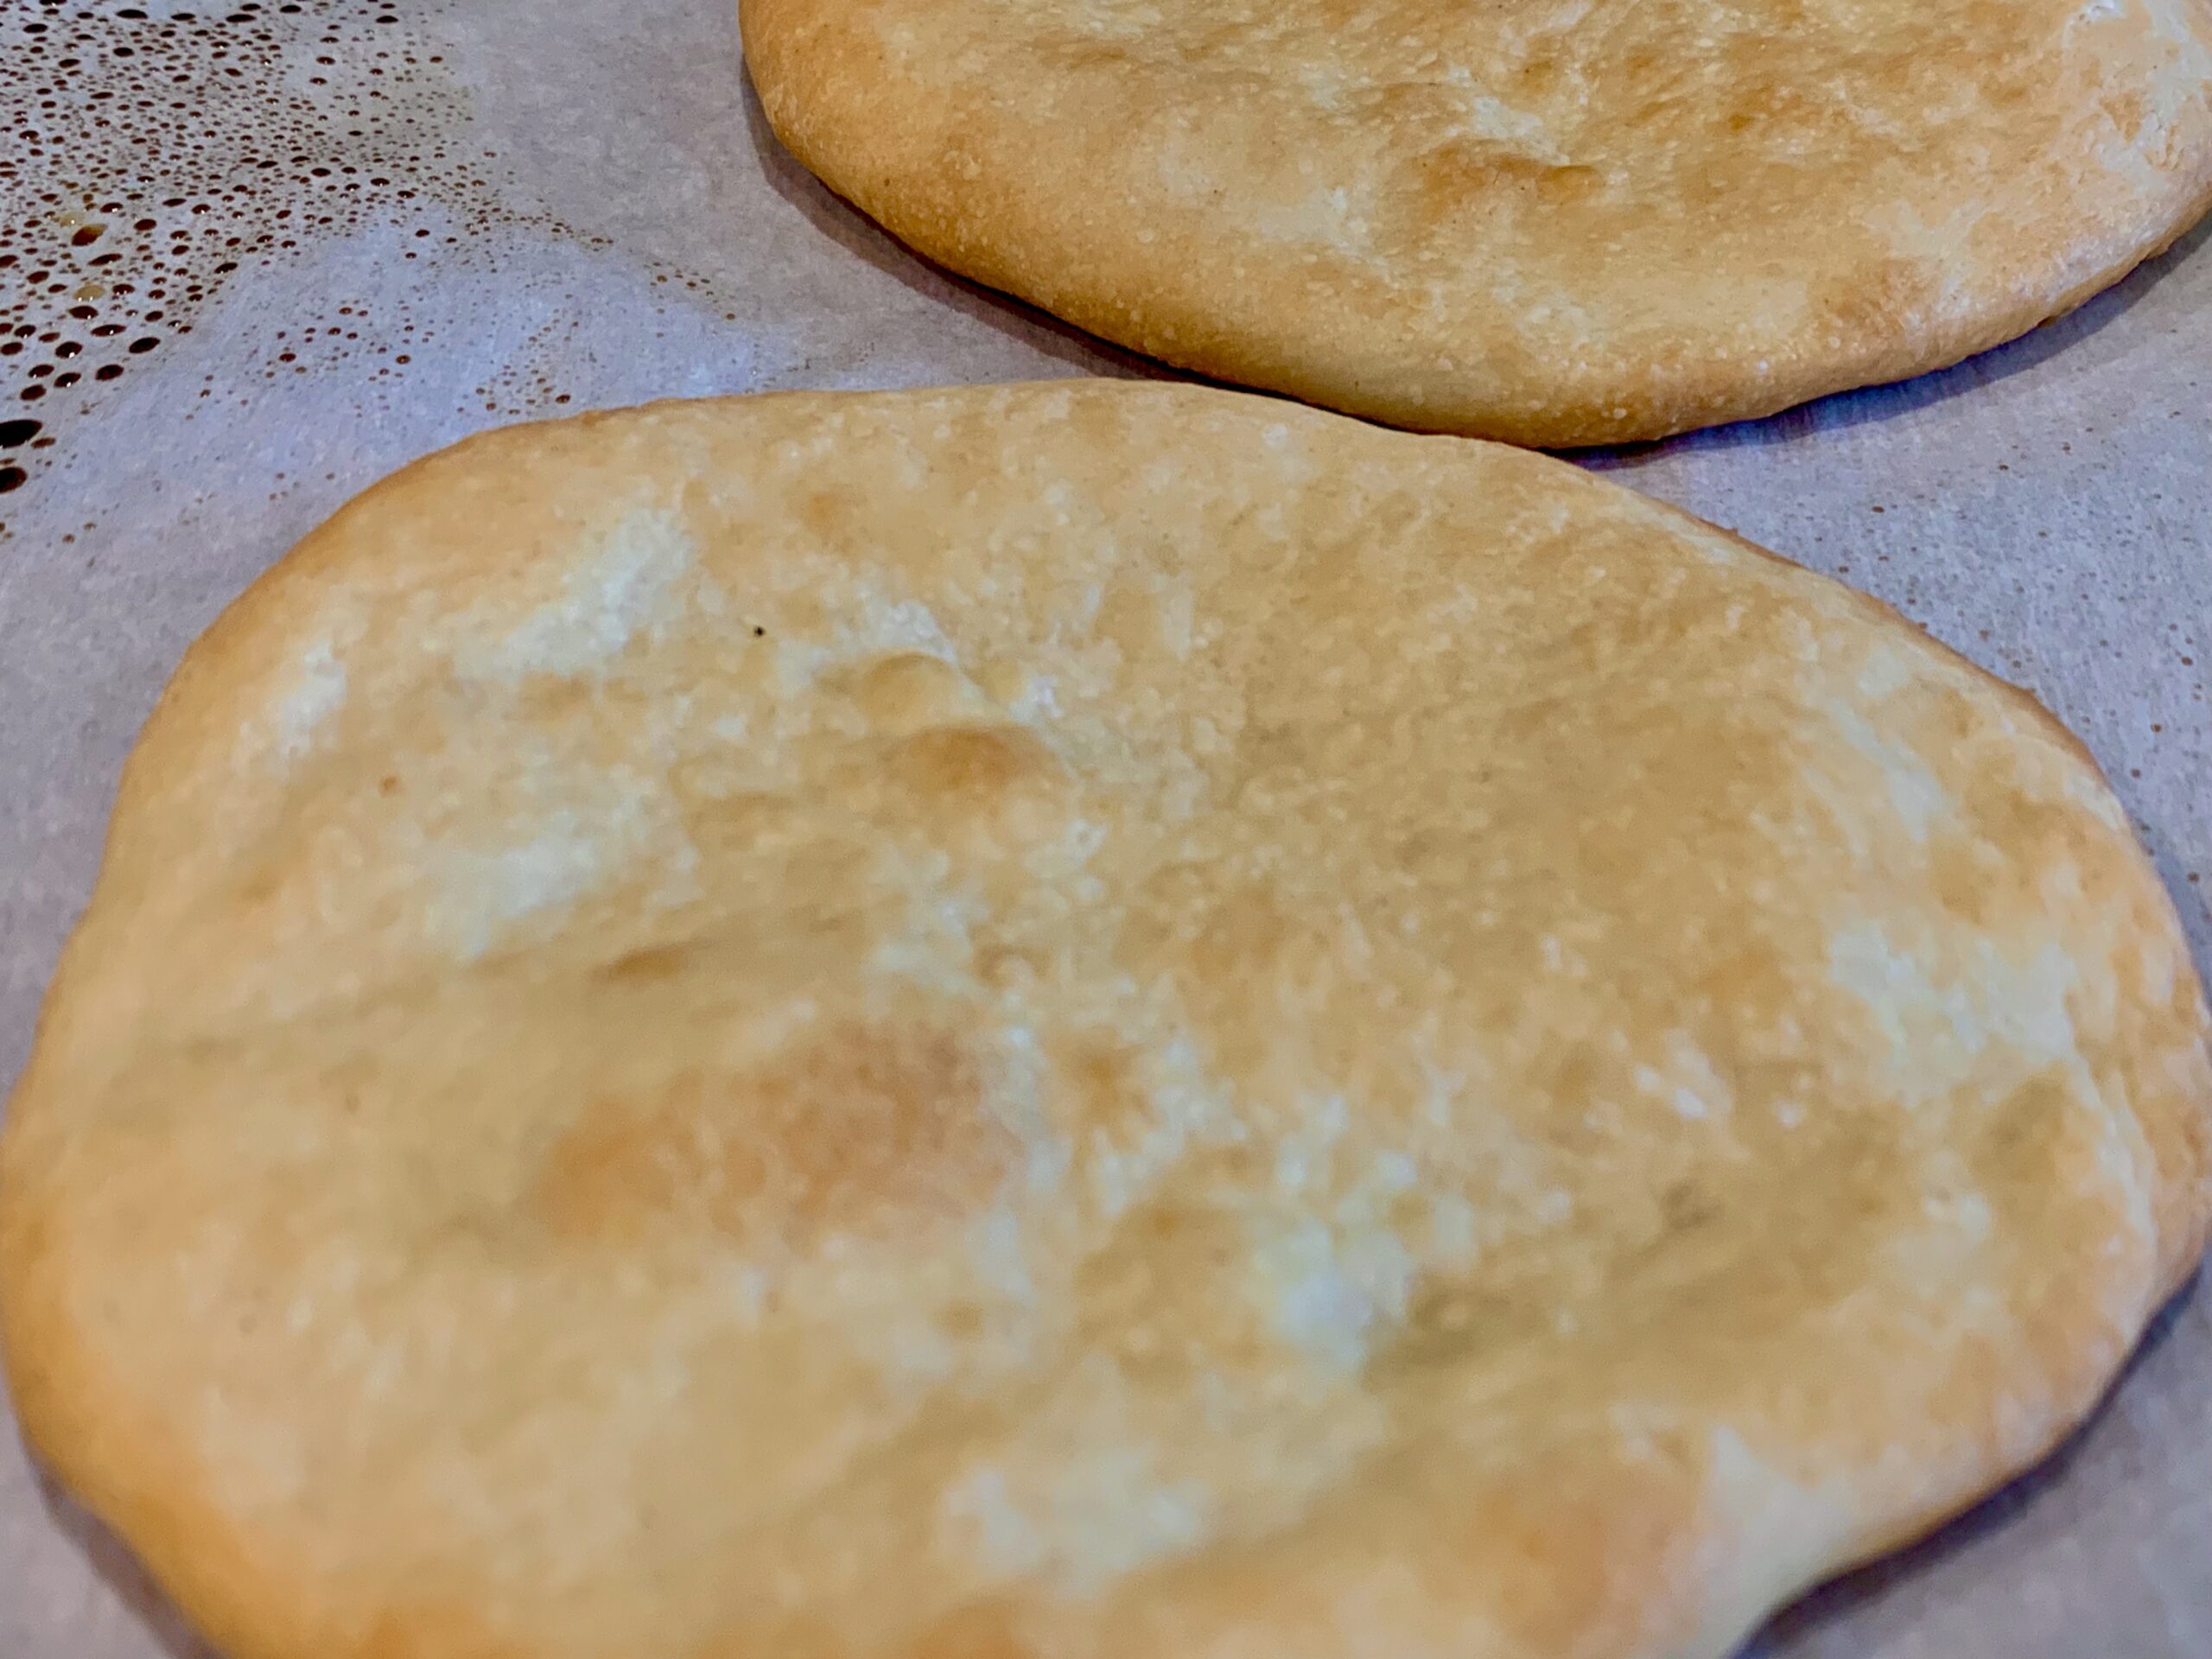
(2, 1, 2207, 1653)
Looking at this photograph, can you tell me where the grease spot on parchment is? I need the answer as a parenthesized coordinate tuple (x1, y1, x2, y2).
(0, 0, 615, 536)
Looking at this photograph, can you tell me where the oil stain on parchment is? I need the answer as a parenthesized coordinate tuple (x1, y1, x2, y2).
(0, 0, 615, 535)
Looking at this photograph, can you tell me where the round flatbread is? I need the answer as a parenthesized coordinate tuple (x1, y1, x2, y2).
(742, 0, 2212, 445)
(3, 383, 2206, 1659)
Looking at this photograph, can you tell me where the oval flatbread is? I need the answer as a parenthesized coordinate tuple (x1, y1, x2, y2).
(743, 0, 2212, 444)
(3, 383, 2207, 1659)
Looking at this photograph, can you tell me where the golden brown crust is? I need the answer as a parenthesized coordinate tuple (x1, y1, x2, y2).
(741, 0, 2212, 444)
(3, 383, 2209, 1659)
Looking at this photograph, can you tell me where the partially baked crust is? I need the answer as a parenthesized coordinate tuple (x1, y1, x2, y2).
(742, 0, 2212, 444)
(3, 383, 2208, 1659)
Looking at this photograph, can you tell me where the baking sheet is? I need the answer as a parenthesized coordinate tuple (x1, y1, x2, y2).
(1, 0, 2208, 1653)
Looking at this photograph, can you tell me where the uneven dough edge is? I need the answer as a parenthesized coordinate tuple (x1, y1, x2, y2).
(0, 385, 2204, 1659)
(739, 0, 2212, 447)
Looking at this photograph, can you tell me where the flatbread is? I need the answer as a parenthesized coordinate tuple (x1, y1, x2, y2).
(741, 0, 2212, 445)
(3, 382, 2206, 1659)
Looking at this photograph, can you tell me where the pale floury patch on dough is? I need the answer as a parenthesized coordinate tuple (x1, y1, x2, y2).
(270, 636, 349, 759)
(992, 1023, 1078, 1200)
(1634, 1032, 1738, 1122)
(455, 507, 696, 682)
(1826, 923, 2082, 1103)
(1428, 1190, 1479, 1263)
(425, 760, 700, 960)
(431, 808, 622, 961)
(239, 625, 354, 770)
(1252, 1117, 1433, 1372)
(1817, 697, 1956, 842)
(967, 1205, 1038, 1306)
(1853, 640, 1917, 701)
(862, 842, 988, 982)
(939, 1365, 1217, 1592)
(1434, 64, 1566, 160)
(1255, 1211, 1419, 1373)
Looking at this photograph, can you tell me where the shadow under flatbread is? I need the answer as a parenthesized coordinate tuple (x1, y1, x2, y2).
(1739, 1268, 2203, 1657)
(739, 79, 1179, 385)
(1581, 212, 2212, 469)
(34, 1465, 219, 1659)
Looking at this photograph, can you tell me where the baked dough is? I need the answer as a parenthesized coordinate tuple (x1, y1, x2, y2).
(742, 0, 2212, 445)
(3, 383, 2206, 1659)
